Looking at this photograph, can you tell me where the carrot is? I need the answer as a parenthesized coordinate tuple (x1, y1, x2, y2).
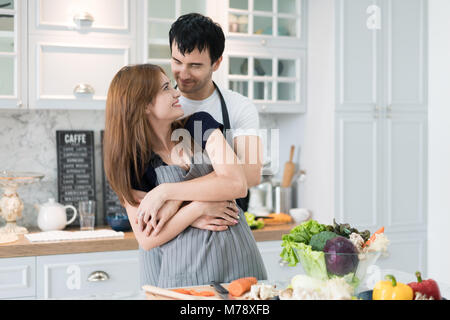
(171, 288, 215, 297)
(363, 226, 384, 248)
(228, 277, 258, 297)
(172, 288, 192, 295)
(191, 290, 216, 297)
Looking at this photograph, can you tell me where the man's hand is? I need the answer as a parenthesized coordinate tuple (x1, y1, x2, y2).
(190, 200, 240, 231)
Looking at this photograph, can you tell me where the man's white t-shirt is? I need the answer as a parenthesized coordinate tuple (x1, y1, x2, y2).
(179, 86, 260, 139)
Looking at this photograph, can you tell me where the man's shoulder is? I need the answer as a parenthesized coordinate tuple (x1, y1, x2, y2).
(221, 87, 253, 104)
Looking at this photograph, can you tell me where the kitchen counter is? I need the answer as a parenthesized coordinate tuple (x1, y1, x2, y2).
(0, 223, 296, 258)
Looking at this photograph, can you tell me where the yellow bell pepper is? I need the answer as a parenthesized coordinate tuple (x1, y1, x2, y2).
(373, 274, 413, 300)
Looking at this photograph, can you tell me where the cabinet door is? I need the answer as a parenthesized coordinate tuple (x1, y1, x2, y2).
(0, 256, 36, 299)
(336, 0, 382, 112)
(225, 42, 306, 113)
(29, 0, 134, 36)
(383, 113, 427, 232)
(384, 0, 427, 112)
(36, 250, 139, 299)
(375, 231, 427, 275)
(28, 36, 132, 109)
(335, 112, 383, 231)
(0, 0, 26, 109)
(224, 0, 307, 49)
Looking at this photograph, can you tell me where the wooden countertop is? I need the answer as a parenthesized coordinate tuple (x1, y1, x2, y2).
(0, 223, 296, 258)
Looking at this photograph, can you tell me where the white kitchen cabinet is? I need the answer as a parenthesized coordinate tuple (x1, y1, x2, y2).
(141, 0, 207, 81)
(0, 256, 36, 299)
(336, 0, 427, 113)
(219, 0, 307, 114)
(257, 240, 299, 282)
(28, 36, 132, 110)
(27, 0, 137, 109)
(36, 250, 139, 299)
(0, 0, 27, 109)
(335, 0, 428, 273)
(28, 0, 133, 36)
(139, 0, 307, 114)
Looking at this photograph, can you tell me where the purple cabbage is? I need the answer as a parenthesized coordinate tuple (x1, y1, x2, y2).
(323, 236, 359, 276)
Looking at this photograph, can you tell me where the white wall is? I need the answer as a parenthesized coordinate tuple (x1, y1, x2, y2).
(301, 0, 335, 224)
(428, 0, 450, 284)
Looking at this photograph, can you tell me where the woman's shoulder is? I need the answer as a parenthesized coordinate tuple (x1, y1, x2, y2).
(184, 111, 223, 133)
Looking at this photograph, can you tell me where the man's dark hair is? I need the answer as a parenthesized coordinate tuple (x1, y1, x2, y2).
(169, 13, 225, 64)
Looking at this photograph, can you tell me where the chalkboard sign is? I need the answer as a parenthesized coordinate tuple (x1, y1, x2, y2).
(100, 130, 127, 224)
(56, 130, 96, 225)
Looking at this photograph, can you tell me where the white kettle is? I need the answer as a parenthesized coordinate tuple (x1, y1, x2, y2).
(35, 198, 77, 231)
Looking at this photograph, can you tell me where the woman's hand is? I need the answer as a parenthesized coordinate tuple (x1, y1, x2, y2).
(142, 200, 183, 236)
(136, 184, 169, 232)
(191, 200, 240, 231)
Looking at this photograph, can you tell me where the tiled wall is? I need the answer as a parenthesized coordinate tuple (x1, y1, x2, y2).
(0, 109, 284, 229)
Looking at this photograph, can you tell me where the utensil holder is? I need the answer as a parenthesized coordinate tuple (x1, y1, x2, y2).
(274, 186, 292, 214)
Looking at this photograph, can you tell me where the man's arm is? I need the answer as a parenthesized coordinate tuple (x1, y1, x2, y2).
(233, 135, 263, 187)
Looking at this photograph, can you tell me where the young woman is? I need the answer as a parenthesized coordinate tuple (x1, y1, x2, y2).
(103, 64, 267, 288)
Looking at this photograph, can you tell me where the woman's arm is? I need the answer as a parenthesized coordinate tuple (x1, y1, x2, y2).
(137, 129, 247, 224)
(126, 196, 203, 251)
(127, 191, 238, 250)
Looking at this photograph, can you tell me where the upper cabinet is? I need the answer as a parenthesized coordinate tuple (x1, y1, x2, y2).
(143, 0, 207, 82)
(27, 0, 136, 110)
(336, 0, 427, 113)
(28, 0, 133, 35)
(226, 0, 307, 48)
(141, 0, 307, 114)
(0, 0, 26, 109)
(220, 0, 307, 113)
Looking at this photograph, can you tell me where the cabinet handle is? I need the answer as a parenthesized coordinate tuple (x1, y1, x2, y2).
(73, 12, 95, 24)
(374, 105, 380, 119)
(261, 39, 267, 46)
(87, 271, 110, 282)
(74, 83, 95, 95)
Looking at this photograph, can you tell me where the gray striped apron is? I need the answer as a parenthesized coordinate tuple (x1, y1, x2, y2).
(138, 157, 267, 288)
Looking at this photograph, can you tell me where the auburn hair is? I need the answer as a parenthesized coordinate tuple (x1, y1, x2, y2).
(103, 64, 186, 207)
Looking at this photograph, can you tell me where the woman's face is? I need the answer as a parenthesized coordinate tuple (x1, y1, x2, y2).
(146, 72, 183, 121)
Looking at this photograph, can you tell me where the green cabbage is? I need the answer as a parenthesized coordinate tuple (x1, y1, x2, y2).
(280, 219, 327, 267)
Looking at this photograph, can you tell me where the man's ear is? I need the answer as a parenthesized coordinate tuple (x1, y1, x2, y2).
(212, 56, 223, 72)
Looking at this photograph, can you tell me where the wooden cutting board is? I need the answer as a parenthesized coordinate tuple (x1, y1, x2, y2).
(143, 283, 247, 300)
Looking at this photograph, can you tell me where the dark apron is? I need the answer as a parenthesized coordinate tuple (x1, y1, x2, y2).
(175, 82, 250, 211)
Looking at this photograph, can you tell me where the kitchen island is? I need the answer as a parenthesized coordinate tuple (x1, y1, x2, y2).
(0, 223, 297, 299)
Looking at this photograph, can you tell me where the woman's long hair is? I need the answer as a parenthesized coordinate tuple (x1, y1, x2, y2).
(103, 64, 185, 207)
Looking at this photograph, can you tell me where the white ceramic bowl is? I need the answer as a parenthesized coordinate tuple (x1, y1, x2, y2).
(289, 208, 311, 224)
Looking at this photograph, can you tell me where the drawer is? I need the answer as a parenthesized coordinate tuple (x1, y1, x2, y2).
(29, 38, 132, 109)
(36, 250, 139, 299)
(0, 257, 36, 299)
(29, 0, 133, 35)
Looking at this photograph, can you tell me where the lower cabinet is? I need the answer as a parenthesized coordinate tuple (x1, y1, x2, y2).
(257, 240, 300, 282)
(36, 250, 140, 299)
(0, 250, 140, 300)
(0, 257, 36, 299)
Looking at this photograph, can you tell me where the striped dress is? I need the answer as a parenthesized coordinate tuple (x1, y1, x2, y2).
(139, 155, 267, 288)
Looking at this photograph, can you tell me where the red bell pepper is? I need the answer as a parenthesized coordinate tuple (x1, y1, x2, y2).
(407, 271, 442, 300)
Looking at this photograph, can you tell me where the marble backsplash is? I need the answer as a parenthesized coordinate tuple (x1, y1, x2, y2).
(0, 109, 278, 230)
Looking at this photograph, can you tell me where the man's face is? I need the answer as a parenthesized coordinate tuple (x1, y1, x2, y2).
(171, 42, 222, 95)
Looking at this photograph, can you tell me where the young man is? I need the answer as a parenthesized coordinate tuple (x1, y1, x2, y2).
(169, 13, 263, 201)
(137, 13, 263, 234)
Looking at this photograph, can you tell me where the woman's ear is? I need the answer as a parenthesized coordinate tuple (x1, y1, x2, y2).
(145, 103, 152, 115)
